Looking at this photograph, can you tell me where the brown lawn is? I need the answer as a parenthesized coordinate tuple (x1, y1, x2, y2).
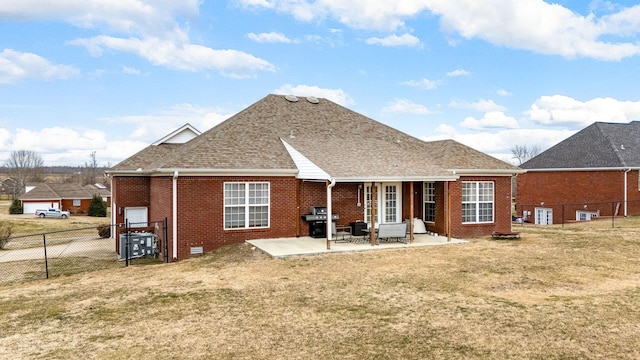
(0, 215, 639, 359)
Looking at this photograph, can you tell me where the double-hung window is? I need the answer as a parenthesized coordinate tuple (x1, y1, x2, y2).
(224, 182, 270, 229)
(462, 181, 494, 223)
(423, 182, 435, 222)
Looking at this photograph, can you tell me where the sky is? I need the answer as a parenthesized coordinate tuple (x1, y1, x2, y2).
(2, 0, 640, 167)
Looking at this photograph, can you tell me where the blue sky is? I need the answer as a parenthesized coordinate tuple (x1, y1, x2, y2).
(2, 0, 640, 166)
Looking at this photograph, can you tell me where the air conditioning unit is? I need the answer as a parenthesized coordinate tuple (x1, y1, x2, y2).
(119, 232, 157, 260)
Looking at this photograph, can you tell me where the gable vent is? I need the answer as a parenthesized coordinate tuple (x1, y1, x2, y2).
(285, 95, 299, 102)
(306, 96, 319, 104)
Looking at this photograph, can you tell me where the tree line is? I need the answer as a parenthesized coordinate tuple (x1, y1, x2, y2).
(1, 150, 109, 199)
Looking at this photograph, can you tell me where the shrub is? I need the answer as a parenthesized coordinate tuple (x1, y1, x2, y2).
(88, 195, 107, 217)
(0, 223, 11, 249)
(97, 224, 111, 238)
(8, 199, 23, 215)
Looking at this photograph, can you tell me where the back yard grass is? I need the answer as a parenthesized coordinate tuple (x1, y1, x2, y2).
(1, 217, 640, 359)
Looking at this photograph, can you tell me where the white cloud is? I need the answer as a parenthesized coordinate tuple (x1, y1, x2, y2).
(237, 0, 426, 31)
(365, 33, 421, 47)
(1, 1, 275, 77)
(237, 0, 640, 60)
(428, 0, 640, 60)
(526, 95, 640, 128)
(496, 88, 512, 96)
(70, 32, 276, 78)
(382, 99, 433, 115)
(449, 99, 507, 112)
(401, 78, 439, 90)
(447, 68, 470, 77)
(273, 84, 353, 106)
(0, 49, 80, 84)
(247, 32, 292, 43)
(460, 111, 519, 130)
(422, 126, 576, 163)
(101, 103, 234, 141)
(0, 1, 200, 37)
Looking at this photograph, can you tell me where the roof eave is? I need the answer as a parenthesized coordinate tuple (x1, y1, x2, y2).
(107, 168, 299, 177)
(523, 167, 639, 172)
(450, 169, 526, 176)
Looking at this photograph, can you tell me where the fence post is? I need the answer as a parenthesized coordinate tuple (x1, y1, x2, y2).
(42, 233, 49, 279)
(612, 202, 615, 228)
(164, 217, 169, 263)
(125, 219, 130, 267)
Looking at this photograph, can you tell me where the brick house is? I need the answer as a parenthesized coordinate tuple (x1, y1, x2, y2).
(20, 183, 111, 215)
(516, 121, 640, 224)
(107, 94, 522, 261)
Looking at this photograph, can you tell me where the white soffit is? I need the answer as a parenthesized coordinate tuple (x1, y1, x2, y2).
(281, 139, 330, 180)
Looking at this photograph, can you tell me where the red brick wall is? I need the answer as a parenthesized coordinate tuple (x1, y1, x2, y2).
(112, 176, 151, 225)
(516, 170, 640, 223)
(169, 176, 299, 260)
(298, 182, 364, 236)
(442, 177, 513, 238)
(150, 177, 173, 259)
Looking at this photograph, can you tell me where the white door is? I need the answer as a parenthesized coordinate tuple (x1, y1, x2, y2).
(535, 207, 553, 225)
(365, 182, 402, 225)
(124, 207, 148, 227)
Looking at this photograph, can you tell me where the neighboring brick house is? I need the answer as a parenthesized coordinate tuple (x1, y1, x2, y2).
(20, 183, 111, 214)
(107, 94, 522, 261)
(516, 121, 640, 225)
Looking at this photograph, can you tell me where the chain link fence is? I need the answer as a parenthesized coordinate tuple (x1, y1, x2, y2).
(515, 199, 640, 230)
(0, 219, 168, 286)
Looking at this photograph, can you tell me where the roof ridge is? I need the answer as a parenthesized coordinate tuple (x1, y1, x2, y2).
(597, 122, 629, 167)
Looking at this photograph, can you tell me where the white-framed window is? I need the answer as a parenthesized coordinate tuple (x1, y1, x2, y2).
(73, 199, 81, 206)
(224, 182, 270, 229)
(423, 182, 435, 222)
(576, 210, 599, 221)
(462, 181, 494, 224)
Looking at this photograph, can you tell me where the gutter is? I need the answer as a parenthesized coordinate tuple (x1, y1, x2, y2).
(172, 170, 178, 260)
(326, 178, 336, 250)
(624, 168, 631, 217)
(523, 167, 640, 172)
(448, 169, 526, 176)
(106, 168, 299, 177)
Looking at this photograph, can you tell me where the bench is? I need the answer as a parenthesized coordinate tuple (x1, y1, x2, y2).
(491, 231, 520, 239)
(377, 222, 408, 244)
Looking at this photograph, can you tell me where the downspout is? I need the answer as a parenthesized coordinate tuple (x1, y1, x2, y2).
(624, 168, 631, 217)
(172, 171, 179, 260)
(326, 178, 336, 250)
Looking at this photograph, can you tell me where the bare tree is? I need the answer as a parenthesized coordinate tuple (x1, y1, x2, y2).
(511, 144, 541, 166)
(82, 151, 97, 185)
(4, 150, 44, 196)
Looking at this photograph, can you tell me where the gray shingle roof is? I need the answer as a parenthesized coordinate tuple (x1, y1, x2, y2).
(522, 121, 640, 169)
(20, 183, 111, 200)
(109, 94, 520, 179)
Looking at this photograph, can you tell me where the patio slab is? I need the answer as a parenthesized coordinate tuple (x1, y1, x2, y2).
(246, 234, 468, 258)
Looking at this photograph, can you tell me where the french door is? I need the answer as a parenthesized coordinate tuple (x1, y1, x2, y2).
(535, 207, 553, 225)
(365, 182, 402, 225)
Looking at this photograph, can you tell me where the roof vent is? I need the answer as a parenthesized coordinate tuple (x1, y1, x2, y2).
(306, 96, 319, 104)
(285, 95, 299, 102)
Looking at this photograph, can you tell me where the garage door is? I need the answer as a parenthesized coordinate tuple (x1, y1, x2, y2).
(23, 202, 58, 214)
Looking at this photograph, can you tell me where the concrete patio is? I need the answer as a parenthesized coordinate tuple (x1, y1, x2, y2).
(246, 233, 468, 258)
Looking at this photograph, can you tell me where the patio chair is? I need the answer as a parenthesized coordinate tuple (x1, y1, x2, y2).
(332, 222, 351, 243)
